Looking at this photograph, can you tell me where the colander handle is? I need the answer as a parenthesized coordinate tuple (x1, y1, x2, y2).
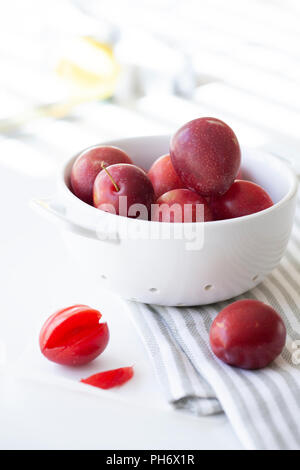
(30, 198, 120, 245)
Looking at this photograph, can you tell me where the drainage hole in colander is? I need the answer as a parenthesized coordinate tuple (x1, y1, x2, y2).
(149, 288, 158, 293)
(204, 284, 213, 291)
(252, 274, 259, 282)
(100, 274, 107, 280)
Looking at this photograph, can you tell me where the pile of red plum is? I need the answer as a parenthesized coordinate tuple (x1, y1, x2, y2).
(70, 117, 273, 223)
(50, 119, 285, 372)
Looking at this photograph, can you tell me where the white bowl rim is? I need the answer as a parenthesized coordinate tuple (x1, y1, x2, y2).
(59, 134, 299, 228)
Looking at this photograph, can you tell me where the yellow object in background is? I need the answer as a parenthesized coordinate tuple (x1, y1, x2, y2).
(56, 36, 120, 100)
(0, 37, 120, 133)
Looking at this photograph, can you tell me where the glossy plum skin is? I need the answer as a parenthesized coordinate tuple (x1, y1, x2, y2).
(152, 188, 213, 223)
(71, 146, 132, 205)
(170, 117, 241, 197)
(148, 154, 185, 198)
(210, 180, 273, 220)
(210, 300, 286, 369)
(93, 164, 155, 219)
(81, 367, 134, 389)
(39, 305, 109, 366)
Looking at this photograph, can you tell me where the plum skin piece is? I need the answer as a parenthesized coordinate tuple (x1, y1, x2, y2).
(81, 367, 134, 389)
(39, 305, 109, 366)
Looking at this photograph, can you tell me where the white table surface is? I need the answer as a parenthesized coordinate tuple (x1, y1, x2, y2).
(0, 150, 243, 450)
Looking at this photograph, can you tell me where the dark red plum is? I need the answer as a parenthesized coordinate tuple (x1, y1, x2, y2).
(209, 300, 286, 369)
(71, 146, 132, 205)
(210, 180, 273, 220)
(148, 154, 185, 198)
(152, 188, 213, 223)
(93, 164, 155, 219)
(170, 117, 241, 196)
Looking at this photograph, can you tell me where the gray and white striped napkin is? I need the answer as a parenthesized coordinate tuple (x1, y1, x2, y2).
(128, 196, 300, 451)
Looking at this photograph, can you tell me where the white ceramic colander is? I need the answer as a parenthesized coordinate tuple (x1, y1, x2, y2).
(32, 135, 298, 306)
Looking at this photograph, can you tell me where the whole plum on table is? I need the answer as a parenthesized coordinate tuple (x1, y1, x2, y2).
(209, 299, 286, 369)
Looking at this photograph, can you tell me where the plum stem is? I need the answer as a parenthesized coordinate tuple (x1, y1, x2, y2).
(101, 162, 120, 192)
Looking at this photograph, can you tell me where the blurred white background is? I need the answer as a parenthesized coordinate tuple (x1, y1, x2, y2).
(0, 0, 299, 450)
(0, 0, 300, 177)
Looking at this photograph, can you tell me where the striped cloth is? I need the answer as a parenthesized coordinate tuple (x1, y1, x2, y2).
(128, 195, 300, 450)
